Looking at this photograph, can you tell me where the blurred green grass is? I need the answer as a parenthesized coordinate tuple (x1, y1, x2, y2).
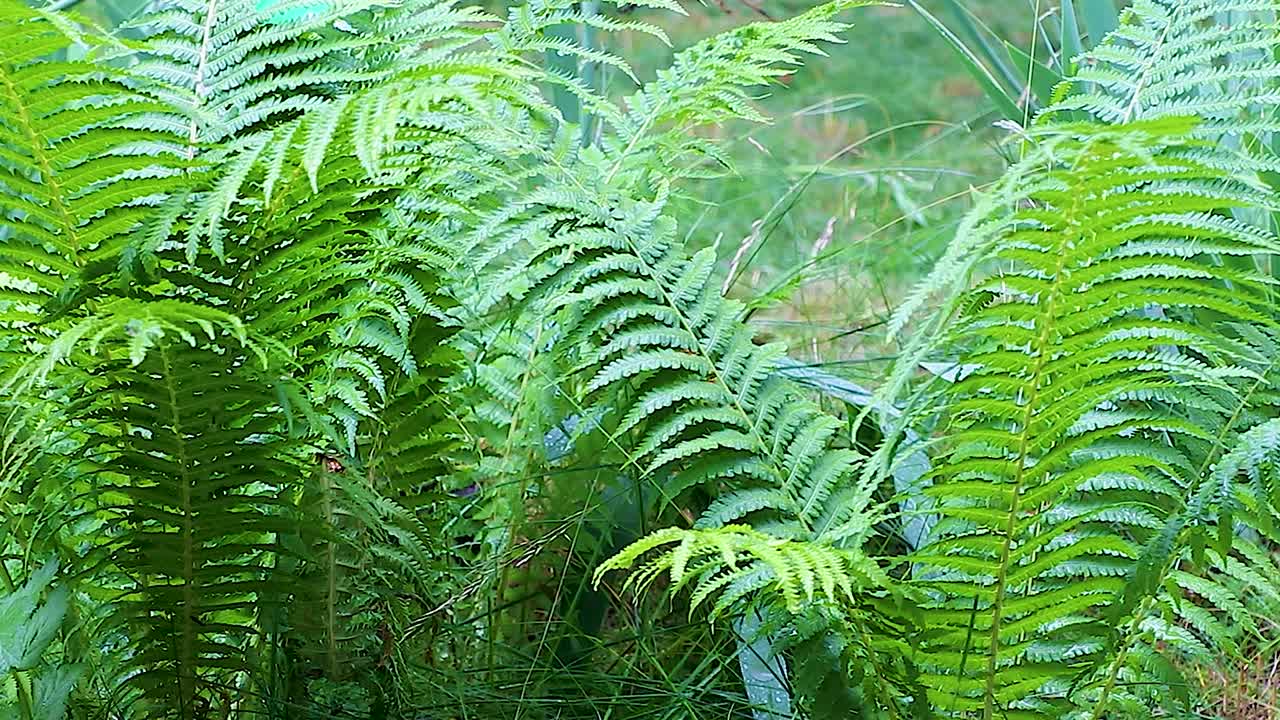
(603, 0, 1037, 377)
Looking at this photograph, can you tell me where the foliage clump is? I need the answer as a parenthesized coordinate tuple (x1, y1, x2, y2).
(4, 0, 1280, 719)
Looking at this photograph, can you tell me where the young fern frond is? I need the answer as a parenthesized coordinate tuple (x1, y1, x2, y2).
(358, 316, 464, 503)
(279, 461, 453, 680)
(594, 525, 885, 619)
(890, 118, 1279, 719)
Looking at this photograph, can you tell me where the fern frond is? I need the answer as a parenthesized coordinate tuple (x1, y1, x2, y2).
(472, 182, 878, 545)
(17, 300, 292, 719)
(0, 2, 190, 338)
(601, 0, 871, 178)
(595, 525, 882, 617)
(1048, 0, 1280, 130)
(127, 0, 406, 149)
(888, 118, 1279, 719)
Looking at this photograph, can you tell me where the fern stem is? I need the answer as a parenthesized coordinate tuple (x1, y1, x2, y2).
(1119, 6, 1172, 123)
(320, 468, 339, 679)
(187, 0, 220, 159)
(490, 321, 545, 682)
(158, 342, 197, 720)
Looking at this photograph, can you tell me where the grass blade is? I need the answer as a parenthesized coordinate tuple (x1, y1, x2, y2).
(1005, 41, 1063, 110)
(908, 0, 1022, 121)
(937, 0, 1023, 94)
(1060, 0, 1084, 68)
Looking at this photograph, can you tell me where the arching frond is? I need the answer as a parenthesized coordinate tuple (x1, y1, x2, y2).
(453, 3, 878, 545)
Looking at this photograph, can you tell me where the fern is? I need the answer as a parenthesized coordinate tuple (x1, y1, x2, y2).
(1, 1, 468, 714)
(884, 115, 1280, 719)
(459, 3, 877, 542)
(1214, 419, 1280, 530)
(495, 4, 942, 715)
(12, 299, 287, 718)
(1083, 415, 1280, 717)
(276, 462, 452, 683)
(862, 9, 1280, 713)
(122, 79, 462, 720)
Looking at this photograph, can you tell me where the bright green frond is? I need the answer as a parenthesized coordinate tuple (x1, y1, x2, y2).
(891, 118, 1279, 719)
